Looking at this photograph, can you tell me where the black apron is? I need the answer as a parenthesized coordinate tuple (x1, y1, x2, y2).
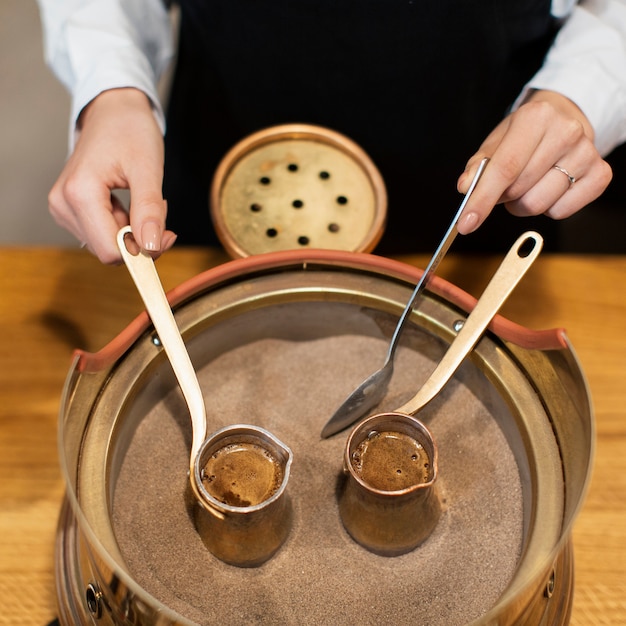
(163, 0, 558, 253)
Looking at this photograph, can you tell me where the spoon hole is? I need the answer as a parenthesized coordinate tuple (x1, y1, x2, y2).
(121, 231, 141, 256)
(517, 235, 538, 258)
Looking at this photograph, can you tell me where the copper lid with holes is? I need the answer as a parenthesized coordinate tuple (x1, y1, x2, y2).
(210, 124, 387, 258)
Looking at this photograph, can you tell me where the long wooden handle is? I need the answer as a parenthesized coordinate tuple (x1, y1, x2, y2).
(117, 226, 208, 468)
(396, 230, 543, 416)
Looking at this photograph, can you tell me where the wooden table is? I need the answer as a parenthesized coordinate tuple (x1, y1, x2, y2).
(1, 247, 624, 625)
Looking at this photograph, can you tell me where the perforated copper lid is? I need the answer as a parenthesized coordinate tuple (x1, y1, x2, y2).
(210, 124, 387, 258)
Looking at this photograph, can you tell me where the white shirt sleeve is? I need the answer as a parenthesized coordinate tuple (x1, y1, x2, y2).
(37, 0, 174, 148)
(517, 0, 626, 156)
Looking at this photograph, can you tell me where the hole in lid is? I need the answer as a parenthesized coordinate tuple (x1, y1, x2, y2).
(319, 171, 330, 180)
(297, 236, 310, 246)
(328, 223, 340, 233)
(292, 199, 304, 209)
(287, 163, 299, 172)
(266, 228, 278, 238)
(336, 195, 348, 205)
(250, 203, 262, 212)
(259, 177, 271, 185)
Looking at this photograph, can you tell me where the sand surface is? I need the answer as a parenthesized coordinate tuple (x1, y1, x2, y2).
(112, 330, 523, 625)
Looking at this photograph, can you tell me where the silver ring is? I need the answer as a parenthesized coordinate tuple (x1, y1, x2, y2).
(553, 164, 576, 187)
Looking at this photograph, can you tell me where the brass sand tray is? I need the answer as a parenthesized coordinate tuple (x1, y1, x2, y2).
(55, 249, 592, 625)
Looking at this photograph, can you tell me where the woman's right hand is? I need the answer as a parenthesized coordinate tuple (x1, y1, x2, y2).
(48, 87, 177, 264)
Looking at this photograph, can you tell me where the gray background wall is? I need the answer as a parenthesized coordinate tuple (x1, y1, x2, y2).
(1, 0, 76, 246)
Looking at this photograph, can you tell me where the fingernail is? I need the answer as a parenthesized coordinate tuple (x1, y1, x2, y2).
(165, 232, 178, 249)
(457, 171, 469, 192)
(142, 221, 162, 252)
(459, 211, 480, 234)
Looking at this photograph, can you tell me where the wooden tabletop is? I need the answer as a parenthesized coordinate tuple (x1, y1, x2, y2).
(1, 247, 624, 625)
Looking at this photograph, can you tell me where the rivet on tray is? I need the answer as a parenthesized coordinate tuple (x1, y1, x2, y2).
(85, 582, 103, 619)
(544, 569, 556, 598)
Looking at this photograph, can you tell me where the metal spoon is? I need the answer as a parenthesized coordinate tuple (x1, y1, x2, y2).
(117, 226, 208, 502)
(321, 157, 490, 438)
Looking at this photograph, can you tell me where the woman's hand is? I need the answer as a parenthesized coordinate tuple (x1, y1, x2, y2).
(457, 89, 613, 234)
(47, 88, 176, 264)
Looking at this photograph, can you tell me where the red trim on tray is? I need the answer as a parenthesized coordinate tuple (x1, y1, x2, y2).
(75, 249, 567, 373)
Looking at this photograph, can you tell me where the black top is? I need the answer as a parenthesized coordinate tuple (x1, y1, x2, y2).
(163, 0, 558, 253)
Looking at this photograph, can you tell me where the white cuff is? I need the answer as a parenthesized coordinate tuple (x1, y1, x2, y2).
(68, 51, 166, 149)
(514, 2, 626, 156)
